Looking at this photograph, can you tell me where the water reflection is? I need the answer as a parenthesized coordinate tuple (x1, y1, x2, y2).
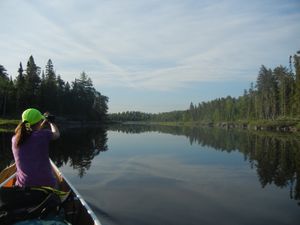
(1, 124, 299, 207)
(0, 127, 108, 177)
(50, 127, 108, 177)
(0, 132, 14, 171)
(110, 124, 300, 206)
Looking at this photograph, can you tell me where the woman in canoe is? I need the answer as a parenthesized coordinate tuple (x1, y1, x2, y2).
(12, 108, 60, 188)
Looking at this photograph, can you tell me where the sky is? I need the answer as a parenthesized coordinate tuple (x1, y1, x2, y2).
(0, 0, 299, 113)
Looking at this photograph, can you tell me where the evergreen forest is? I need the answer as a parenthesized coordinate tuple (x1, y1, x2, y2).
(110, 51, 300, 123)
(0, 56, 108, 121)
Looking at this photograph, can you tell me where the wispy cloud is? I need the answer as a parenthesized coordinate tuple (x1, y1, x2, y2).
(1, 0, 299, 92)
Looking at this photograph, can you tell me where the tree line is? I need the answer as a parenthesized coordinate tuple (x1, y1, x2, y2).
(110, 50, 300, 122)
(0, 56, 108, 121)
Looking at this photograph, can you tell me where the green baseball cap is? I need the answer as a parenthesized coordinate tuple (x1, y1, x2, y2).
(22, 108, 45, 125)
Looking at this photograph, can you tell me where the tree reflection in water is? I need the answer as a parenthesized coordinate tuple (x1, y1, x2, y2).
(50, 127, 108, 177)
(0, 127, 108, 178)
(110, 124, 300, 206)
(0, 132, 14, 171)
(1, 124, 299, 205)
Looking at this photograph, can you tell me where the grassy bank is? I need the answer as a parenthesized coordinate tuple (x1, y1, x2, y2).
(0, 118, 19, 126)
(123, 118, 300, 132)
(0, 118, 19, 132)
(247, 118, 300, 131)
(0, 118, 109, 132)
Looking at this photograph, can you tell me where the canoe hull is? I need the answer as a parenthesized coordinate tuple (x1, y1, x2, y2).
(0, 161, 101, 225)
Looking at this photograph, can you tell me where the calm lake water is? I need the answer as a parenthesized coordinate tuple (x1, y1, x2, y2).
(0, 124, 299, 225)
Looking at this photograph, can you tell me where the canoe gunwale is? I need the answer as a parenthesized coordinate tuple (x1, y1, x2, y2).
(0, 173, 16, 188)
(50, 160, 102, 225)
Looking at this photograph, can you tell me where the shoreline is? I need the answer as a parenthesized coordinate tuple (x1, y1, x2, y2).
(1, 118, 300, 133)
(120, 119, 300, 133)
(0, 118, 109, 132)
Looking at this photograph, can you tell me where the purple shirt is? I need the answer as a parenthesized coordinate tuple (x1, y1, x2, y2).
(12, 129, 56, 187)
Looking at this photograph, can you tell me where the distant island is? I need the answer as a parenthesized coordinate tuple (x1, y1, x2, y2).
(110, 50, 300, 132)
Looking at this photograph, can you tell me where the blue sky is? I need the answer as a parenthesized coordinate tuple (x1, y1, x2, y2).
(0, 0, 299, 113)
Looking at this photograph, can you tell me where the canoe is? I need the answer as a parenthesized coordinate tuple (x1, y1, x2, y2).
(0, 160, 102, 225)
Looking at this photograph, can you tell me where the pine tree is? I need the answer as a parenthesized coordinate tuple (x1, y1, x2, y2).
(56, 75, 65, 115)
(14, 62, 26, 112)
(92, 92, 108, 121)
(293, 52, 300, 116)
(273, 66, 293, 117)
(248, 82, 256, 119)
(256, 65, 278, 119)
(189, 102, 196, 121)
(0, 65, 9, 116)
(43, 59, 58, 112)
(0, 65, 8, 79)
(23, 55, 41, 107)
(72, 72, 96, 120)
